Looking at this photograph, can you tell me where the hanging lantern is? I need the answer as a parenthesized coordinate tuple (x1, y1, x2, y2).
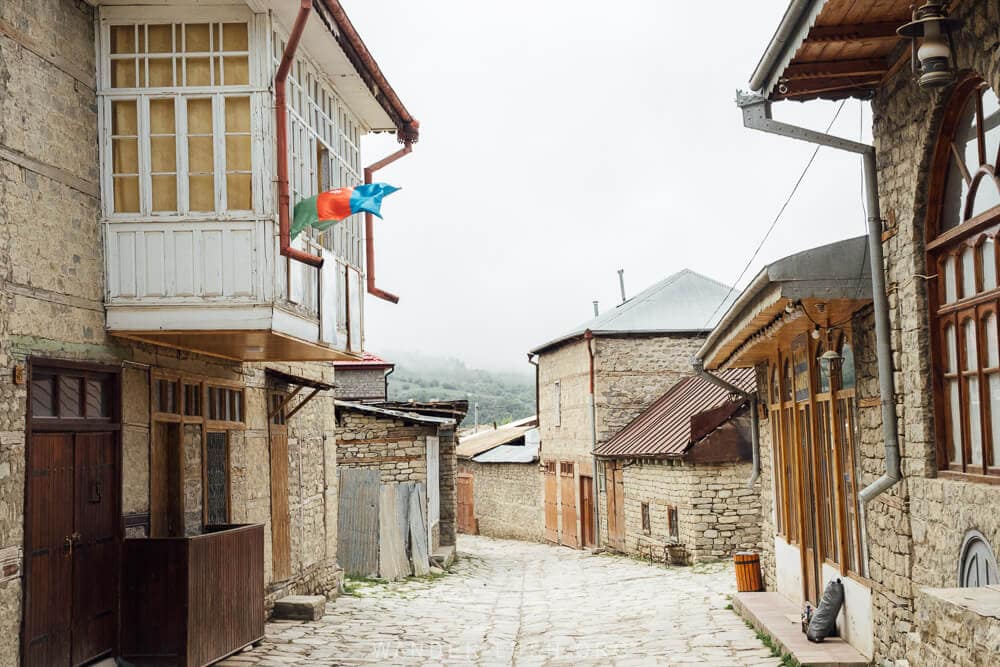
(897, 2, 962, 89)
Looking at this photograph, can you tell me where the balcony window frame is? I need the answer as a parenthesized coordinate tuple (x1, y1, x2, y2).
(927, 74, 1000, 480)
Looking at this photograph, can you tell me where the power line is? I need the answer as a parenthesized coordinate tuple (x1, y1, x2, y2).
(702, 99, 849, 330)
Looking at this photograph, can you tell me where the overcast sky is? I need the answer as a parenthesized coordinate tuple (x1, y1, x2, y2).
(342, 0, 874, 372)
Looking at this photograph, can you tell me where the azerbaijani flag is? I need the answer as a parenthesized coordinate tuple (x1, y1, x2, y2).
(291, 182, 400, 239)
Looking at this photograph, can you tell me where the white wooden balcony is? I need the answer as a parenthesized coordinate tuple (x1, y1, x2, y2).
(104, 218, 363, 361)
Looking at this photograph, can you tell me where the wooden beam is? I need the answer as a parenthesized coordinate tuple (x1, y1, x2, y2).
(805, 22, 902, 44)
(774, 77, 883, 101)
(284, 387, 322, 421)
(784, 58, 889, 80)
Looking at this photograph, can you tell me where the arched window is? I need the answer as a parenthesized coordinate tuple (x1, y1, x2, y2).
(959, 530, 998, 587)
(770, 364, 780, 405)
(783, 358, 793, 403)
(928, 75, 1000, 477)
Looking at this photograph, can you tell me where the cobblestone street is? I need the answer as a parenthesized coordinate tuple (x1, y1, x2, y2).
(223, 535, 777, 666)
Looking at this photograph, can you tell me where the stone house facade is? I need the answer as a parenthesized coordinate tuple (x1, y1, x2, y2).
(705, 1, 1000, 663)
(456, 419, 544, 542)
(529, 269, 735, 550)
(332, 353, 394, 403)
(0, 1, 418, 664)
(335, 401, 460, 552)
(594, 369, 761, 564)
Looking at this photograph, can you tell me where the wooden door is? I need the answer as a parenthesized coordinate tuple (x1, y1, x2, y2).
(269, 427, 292, 581)
(579, 475, 594, 548)
(24, 432, 118, 667)
(559, 463, 578, 548)
(150, 421, 184, 537)
(24, 433, 74, 666)
(605, 461, 625, 550)
(798, 405, 821, 605)
(456, 473, 476, 534)
(543, 462, 558, 543)
(71, 432, 118, 665)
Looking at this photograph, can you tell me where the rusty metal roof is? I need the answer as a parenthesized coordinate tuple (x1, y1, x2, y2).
(594, 368, 756, 459)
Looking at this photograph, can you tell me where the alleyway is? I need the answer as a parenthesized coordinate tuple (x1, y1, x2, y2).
(223, 536, 778, 666)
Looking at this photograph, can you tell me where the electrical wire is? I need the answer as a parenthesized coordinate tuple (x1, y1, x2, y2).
(702, 99, 849, 329)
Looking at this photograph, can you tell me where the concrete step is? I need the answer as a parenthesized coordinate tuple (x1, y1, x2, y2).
(272, 594, 326, 621)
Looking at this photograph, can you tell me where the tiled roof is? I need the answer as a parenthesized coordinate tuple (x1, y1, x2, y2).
(594, 368, 756, 459)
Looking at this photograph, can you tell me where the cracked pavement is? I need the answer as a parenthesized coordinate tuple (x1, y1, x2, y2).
(221, 535, 778, 666)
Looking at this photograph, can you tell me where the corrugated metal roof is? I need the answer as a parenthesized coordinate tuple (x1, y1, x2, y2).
(471, 430, 540, 464)
(457, 422, 537, 459)
(530, 269, 736, 354)
(594, 368, 756, 459)
(335, 400, 455, 426)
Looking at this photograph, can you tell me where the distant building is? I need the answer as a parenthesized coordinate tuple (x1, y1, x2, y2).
(528, 269, 736, 549)
(456, 417, 543, 542)
(333, 353, 395, 403)
(594, 370, 761, 564)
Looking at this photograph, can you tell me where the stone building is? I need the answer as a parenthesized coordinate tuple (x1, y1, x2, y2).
(456, 417, 544, 542)
(332, 352, 394, 403)
(703, 1, 1000, 663)
(529, 269, 735, 549)
(0, 1, 418, 664)
(593, 369, 761, 564)
(335, 400, 461, 556)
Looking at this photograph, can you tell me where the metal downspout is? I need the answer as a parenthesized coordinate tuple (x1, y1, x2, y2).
(692, 359, 760, 488)
(275, 0, 324, 269)
(584, 331, 600, 549)
(364, 141, 416, 304)
(736, 92, 901, 572)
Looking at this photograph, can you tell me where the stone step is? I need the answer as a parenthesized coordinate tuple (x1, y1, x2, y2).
(430, 544, 455, 569)
(272, 595, 326, 622)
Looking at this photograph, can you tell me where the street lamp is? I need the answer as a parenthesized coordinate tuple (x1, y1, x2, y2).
(898, 2, 962, 89)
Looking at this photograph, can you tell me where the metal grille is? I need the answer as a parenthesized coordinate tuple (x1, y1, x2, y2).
(205, 431, 228, 525)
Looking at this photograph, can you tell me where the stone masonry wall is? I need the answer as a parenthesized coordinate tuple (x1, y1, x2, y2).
(867, 1, 1000, 663)
(336, 411, 432, 483)
(333, 367, 387, 402)
(458, 460, 545, 542)
(620, 460, 761, 564)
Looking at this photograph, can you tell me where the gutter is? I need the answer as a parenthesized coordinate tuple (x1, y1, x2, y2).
(735, 92, 900, 567)
(749, 0, 826, 97)
(692, 359, 760, 489)
(275, 0, 324, 268)
(584, 330, 601, 549)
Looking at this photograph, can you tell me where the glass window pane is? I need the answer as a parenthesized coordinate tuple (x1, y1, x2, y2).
(816, 345, 831, 393)
(984, 87, 1000, 168)
(991, 374, 1000, 467)
(957, 93, 980, 185)
(946, 323, 958, 372)
(185, 24, 211, 52)
(189, 175, 215, 211)
(969, 376, 983, 466)
(970, 178, 1000, 220)
(147, 24, 173, 53)
(944, 255, 958, 303)
(85, 379, 109, 418)
(840, 341, 856, 390)
(111, 59, 136, 88)
(982, 239, 997, 291)
(225, 97, 250, 133)
(150, 137, 176, 172)
(185, 57, 211, 86)
(31, 375, 56, 417)
(226, 174, 252, 210)
(965, 318, 979, 371)
(986, 314, 999, 369)
(187, 98, 213, 133)
(151, 175, 177, 212)
(222, 23, 248, 51)
(949, 380, 963, 465)
(150, 97, 176, 132)
(113, 176, 140, 213)
(111, 25, 136, 54)
(187, 136, 214, 172)
(112, 100, 138, 136)
(147, 57, 174, 87)
(59, 377, 82, 418)
(222, 56, 248, 85)
(962, 246, 977, 297)
(225, 135, 251, 171)
(112, 138, 138, 174)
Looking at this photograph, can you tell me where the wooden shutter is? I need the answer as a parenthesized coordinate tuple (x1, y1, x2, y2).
(269, 430, 291, 581)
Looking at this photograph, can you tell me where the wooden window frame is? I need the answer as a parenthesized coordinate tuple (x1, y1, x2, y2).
(667, 505, 679, 542)
(641, 502, 651, 535)
(927, 74, 1000, 480)
(553, 380, 561, 427)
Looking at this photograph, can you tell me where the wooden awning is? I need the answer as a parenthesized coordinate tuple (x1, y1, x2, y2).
(751, 0, 915, 101)
(266, 368, 334, 423)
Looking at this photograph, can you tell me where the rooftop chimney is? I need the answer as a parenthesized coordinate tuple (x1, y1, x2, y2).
(592, 300, 599, 317)
(618, 269, 626, 304)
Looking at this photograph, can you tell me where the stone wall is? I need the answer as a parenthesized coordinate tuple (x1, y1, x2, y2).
(336, 411, 433, 483)
(333, 367, 387, 402)
(458, 460, 544, 542)
(439, 427, 458, 547)
(619, 459, 761, 563)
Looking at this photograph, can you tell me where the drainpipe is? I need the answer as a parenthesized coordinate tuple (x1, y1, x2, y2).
(383, 365, 394, 401)
(692, 358, 760, 488)
(275, 0, 323, 269)
(736, 91, 900, 507)
(364, 140, 416, 304)
(584, 330, 600, 548)
(527, 353, 539, 423)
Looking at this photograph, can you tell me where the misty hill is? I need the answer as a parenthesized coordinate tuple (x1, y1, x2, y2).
(384, 351, 534, 427)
